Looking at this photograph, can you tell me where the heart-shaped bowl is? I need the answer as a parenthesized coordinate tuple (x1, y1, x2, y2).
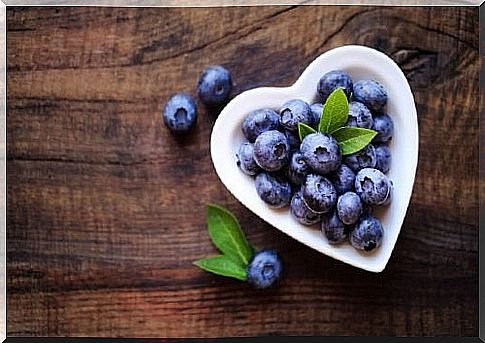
(210, 45, 418, 272)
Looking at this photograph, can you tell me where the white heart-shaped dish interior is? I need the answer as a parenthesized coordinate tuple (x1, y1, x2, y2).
(210, 45, 418, 272)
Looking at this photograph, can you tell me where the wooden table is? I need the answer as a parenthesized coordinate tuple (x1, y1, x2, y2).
(6, 6, 479, 337)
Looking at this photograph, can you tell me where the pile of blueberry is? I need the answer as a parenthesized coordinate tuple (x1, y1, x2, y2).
(236, 70, 394, 252)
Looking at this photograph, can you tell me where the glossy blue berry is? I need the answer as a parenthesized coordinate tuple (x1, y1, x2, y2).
(253, 130, 289, 172)
(350, 215, 383, 252)
(352, 80, 387, 113)
(344, 144, 377, 172)
(373, 114, 394, 143)
(302, 174, 337, 214)
(337, 192, 363, 225)
(197, 65, 232, 107)
(322, 211, 349, 245)
(317, 70, 353, 102)
(355, 168, 392, 206)
(255, 172, 292, 208)
(247, 249, 283, 289)
(162, 93, 197, 134)
(330, 164, 356, 195)
(375, 144, 391, 173)
(290, 191, 322, 225)
(287, 150, 310, 185)
(236, 142, 260, 176)
(347, 101, 374, 129)
(242, 109, 280, 142)
(301, 132, 341, 175)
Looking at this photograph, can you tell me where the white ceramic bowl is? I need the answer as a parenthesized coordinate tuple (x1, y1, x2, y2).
(210, 45, 418, 272)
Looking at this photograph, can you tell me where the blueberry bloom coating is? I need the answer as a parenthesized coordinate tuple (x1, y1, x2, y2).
(373, 114, 394, 143)
(322, 211, 349, 245)
(350, 214, 383, 252)
(197, 65, 232, 107)
(310, 103, 324, 128)
(302, 174, 337, 214)
(236, 142, 260, 176)
(352, 80, 388, 113)
(337, 192, 363, 225)
(279, 99, 313, 132)
(317, 70, 353, 102)
(246, 249, 283, 289)
(375, 144, 391, 173)
(290, 191, 322, 225)
(241, 108, 280, 142)
(284, 130, 301, 150)
(162, 93, 197, 134)
(301, 132, 342, 175)
(330, 164, 356, 195)
(344, 144, 377, 172)
(347, 101, 374, 129)
(253, 130, 290, 172)
(287, 150, 310, 185)
(255, 172, 292, 208)
(355, 168, 392, 206)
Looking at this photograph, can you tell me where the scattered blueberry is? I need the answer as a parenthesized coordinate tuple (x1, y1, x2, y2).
(344, 144, 377, 172)
(279, 99, 313, 132)
(284, 130, 301, 150)
(197, 65, 232, 107)
(330, 164, 356, 195)
(247, 249, 283, 289)
(242, 108, 280, 142)
(317, 70, 353, 101)
(322, 211, 349, 245)
(310, 103, 324, 128)
(301, 132, 342, 175)
(337, 192, 363, 225)
(287, 150, 310, 185)
(347, 101, 374, 129)
(373, 114, 394, 143)
(350, 214, 383, 252)
(352, 80, 387, 113)
(355, 168, 392, 206)
(255, 172, 292, 208)
(253, 130, 290, 172)
(302, 174, 337, 214)
(375, 144, 391, 173)
(290, 191, 322, 225)
(236, 142, 260, 176)
(162, 93, 197, 134)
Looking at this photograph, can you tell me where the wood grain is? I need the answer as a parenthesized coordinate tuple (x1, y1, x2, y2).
(6, 6, 479, 337)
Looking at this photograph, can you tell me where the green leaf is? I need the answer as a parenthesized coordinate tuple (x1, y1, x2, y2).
(206, 204, 253, 266)
(319, 88, 349, 134)
(194, 255, 247, 281)
(298, 122, 316, 141)
(332, 127, 378, 155)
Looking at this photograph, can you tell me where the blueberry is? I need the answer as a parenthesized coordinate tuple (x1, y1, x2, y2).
(337, 192, 363, 225)
(344, 144, 376, 172)
(347, 101, 374, 129)
(300, 132, 341, 175)
(279, 99, 313, 132)
(255, 172, 292, 208)
(287, 150, 310, 185)
(310, 103, 324, 128)
(355, 168, 392, 206)
(236, 142, 260, 176)
(284, 130, 301, 150)
(317, 70, 353, 102)
(290, 191, 322, 225)
(321, 211, 349, 245)
(162, 93, 197, 134)
(350, 214, 383, 252)
(352, 80, 387, 113)
(302, 174, 337, 214)
(373, 114, 394, 143)
(330, 164, 356, 194)
(242, 108, 280, 142)
(253, 130, 290, 172)
(247, 249, 283, 289)
(197, 65, 232, 107)
(375, 144, 391, 173)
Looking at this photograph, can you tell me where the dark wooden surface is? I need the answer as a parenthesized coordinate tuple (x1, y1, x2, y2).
(6, 6, 479, 337)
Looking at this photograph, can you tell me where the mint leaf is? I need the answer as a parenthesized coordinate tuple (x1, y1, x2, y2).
(298, 122, 316, 141)
(207, 204, 253, 266)
(332, 127, 378, 155)
(319, 88, 349, 134)
(194, 255, 247, 281)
